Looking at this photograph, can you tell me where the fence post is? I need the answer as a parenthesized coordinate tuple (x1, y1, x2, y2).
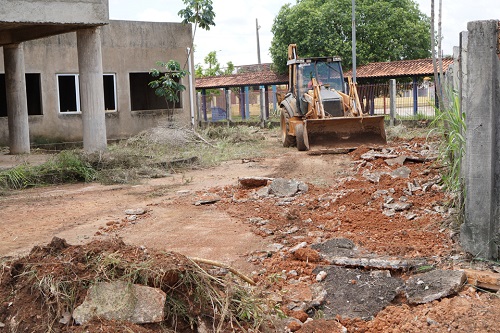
(389, 79, 396, 126)
(461, 20, 500, 260)
(412, 77, 418, 115)
(201, 89, 207, 122)
(259, 86, 266, 127)
(225, 89, 232, 122)
(272, 85, 277, 111)
(196, 92, 202, 124)
(245, 86, 250, 119)
(239, 87, 245, 120)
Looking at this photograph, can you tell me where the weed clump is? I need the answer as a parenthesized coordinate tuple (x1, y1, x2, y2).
(0, 238, 270, 332)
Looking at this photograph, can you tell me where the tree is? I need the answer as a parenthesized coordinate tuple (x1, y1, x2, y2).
(178, 0, 216, 69)
(270, 0, 431, 73)
(149, 60, 188, 119)
(195, 51, 235, 78)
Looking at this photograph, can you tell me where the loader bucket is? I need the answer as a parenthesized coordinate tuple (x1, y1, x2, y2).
(303, 115, 386, 150)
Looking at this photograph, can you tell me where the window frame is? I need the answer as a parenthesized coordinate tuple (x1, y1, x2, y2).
(56, 73, 117, 114)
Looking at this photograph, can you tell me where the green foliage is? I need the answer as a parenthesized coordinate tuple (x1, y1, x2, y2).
(431, 88, 465, 197)
(178, 0, 216, 31)
(0, 151, 96, 189)
(149, 60, 188, 112)
(196, 51, 235, 78)
(270, 0, 431, 73)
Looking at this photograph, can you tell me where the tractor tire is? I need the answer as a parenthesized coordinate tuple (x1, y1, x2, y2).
(280, 108, 296, 147)
(295, 123, 309, 151)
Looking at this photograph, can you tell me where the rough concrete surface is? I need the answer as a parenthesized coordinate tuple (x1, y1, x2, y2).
(405, 269, 467, 304)
(72, 281, 166, 324)
(312, 266, 404, 319)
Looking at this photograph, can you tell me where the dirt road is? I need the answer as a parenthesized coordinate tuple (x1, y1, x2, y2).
(2, 134, 500, 332)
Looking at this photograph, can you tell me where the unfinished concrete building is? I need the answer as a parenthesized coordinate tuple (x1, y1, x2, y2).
(0, 0, 194, 153)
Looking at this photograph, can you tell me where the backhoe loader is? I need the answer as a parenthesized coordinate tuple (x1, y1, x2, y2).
(280, 44, 386, 151)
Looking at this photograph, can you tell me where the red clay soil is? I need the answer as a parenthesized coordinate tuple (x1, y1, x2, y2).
(1, 134, 500, 332)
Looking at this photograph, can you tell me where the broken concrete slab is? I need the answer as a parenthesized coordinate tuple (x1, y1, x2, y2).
(324, 256, 427, 270)
(385, 155, 407, 166)
(313, 266, 404, 319)
(124, 208, 146, 215)
(383, 201, 412, 212)
(361, 151, 398, 161)
(238, 176, 273, 188)
(72, 281, 166, 324)
(269, 178, 308, 197)
(391, 166, 411, 178)
(405, 269, 466, 304)
(312, 238, 356, 258)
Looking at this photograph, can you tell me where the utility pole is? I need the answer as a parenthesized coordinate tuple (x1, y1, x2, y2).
(256, 18, 261, 65)
(352, 0, 356, 83)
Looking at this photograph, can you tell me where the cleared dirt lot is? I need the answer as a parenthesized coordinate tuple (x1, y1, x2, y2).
(1, 130, 500, 332)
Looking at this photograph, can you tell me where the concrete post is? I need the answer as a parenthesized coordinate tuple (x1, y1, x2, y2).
(460, 20, 500, 260)
(196, 92, 202, 124)
(225, 89, 232, 122)
(245, 86, 250, 119)
(259, 86, 266, 127)
(459, 31, 468, 117)
(77, 27, 107, 152)
(3, 43, 30, 154)
(389, 79, 396, 126)
(412, 76, 418, 115)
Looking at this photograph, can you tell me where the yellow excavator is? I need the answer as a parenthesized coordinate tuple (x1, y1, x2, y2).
(280, 44, 386, 151)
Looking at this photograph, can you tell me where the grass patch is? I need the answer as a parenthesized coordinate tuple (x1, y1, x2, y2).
(0, 151, 96, 189)
(430, 90, 465, 196)
(0, 124, 279, 190)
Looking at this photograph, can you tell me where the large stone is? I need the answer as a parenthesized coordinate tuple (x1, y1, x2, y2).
(72, 281, 166, 324)
(269, 178, 308, 197)
(313, 266, 404, 319)
(312, 238, 356, 258)
(405, 269, 466, 304)
(238, 176, 273, 188)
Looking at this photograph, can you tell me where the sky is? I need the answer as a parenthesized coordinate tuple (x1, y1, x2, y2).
(109, 0, 500, 67)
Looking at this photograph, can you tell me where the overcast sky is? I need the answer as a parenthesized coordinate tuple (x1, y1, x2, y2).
(109, 0, 500, 67)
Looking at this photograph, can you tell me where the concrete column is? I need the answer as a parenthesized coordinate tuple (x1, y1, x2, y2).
(77, 27, 107, 152)
(460, 20, 500, 260)
(389, 79, 396, 126)
(259, 86, 266, 127)
(3, 43, 30, 154)
(225, 89, 232, 121)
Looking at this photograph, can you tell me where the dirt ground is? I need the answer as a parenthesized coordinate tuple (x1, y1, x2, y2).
(1, 130, 500, 332)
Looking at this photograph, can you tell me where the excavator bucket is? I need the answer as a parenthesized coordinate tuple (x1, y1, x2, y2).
(301, 115, 387, 150)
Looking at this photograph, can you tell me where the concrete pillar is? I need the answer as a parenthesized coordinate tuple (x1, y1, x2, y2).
(225, 89, 232, 121)
(3, 43, 30, 154)
(77, 27, 107, 152)
(259, 86, 266, 127)
(389, 79, 396, 126)
(460, 20, 500, 260)
(412, 76, 418, 115)
(239, 87, 245, 119)
(201, 89, 207, 121)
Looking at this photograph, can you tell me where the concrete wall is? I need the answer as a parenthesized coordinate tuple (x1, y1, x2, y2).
(0, 20, 193, 145)
(460, 20, 500, 260)
(0, 0, 108, 25)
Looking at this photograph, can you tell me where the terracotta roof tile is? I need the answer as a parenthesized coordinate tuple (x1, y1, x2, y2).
(195, 70, 288, 89)
(345, 58, 454, 78)
(196, 58, 454, 89)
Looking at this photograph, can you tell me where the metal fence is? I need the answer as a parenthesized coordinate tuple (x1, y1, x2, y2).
(357, 81, 436, 118)
(197, 81, 437, 122)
